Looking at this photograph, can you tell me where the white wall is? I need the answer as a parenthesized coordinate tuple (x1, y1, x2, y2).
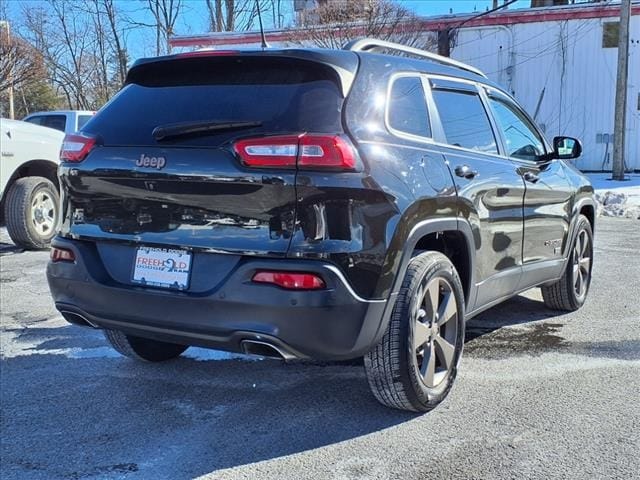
(453, 15, 640, 171)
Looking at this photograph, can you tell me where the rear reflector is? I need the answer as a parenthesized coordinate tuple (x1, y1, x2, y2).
(234, 134, 356, 170)
(252, 271, 326, 290)
(50, 247, 76, 263)
(60, 133, 96, 162)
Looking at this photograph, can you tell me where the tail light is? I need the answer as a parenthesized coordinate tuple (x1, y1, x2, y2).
(234, 135, 300, 167)
(234, 134, 357, 170)
(60, 133, 96, 162)
(50, 247, 76, 263)
(252, 271, 325, 290)
(298, 135, 356, 169)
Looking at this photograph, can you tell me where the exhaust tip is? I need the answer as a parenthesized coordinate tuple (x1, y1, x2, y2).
(241, 339, 294, 360)
(59, 310, 98, 328)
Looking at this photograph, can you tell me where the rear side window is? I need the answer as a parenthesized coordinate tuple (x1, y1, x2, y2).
(25, 115, 66, 132)
(24, 116, 43, 126)
(77, 115, 93, 130)
(42, 115, 67, 132)
(432, 89, 497, 154)
(387, 76, 431, 138)
(84, 57, 345, 147)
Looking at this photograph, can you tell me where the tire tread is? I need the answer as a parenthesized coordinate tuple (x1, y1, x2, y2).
(364, 251, 462, 412)
(541, 215, 592, 312)
(4, 176, 58, 250)
(104, 329, 147, 361)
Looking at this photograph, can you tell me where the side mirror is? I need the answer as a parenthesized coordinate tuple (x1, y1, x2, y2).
(552, 136, 582, 160)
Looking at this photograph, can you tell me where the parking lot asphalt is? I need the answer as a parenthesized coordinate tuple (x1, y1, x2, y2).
(1, 217, 639, 480)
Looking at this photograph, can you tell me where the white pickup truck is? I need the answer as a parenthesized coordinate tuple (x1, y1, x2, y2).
(1, 118, 64, 249)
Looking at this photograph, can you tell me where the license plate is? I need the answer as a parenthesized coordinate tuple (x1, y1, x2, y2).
(132, 246, 192, 290)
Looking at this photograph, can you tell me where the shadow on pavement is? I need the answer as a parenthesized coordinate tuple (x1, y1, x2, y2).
(1, 324, 415, 479)
(0, 241, 23, 256)
(2, 294, 579, 479)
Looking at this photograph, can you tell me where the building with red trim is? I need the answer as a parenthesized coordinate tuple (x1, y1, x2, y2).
(170, 2, 640, 171)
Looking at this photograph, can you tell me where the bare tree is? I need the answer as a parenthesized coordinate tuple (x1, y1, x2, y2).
(81, 0, 128, 100)
(22, 1, 95, 109)
(297, 0, 435, 51)
(21, 0, 125, 109)
(101, 0, 129, 85)
(87, 0, 111, 104)
(0, 26, 42, 92)
(204, 0, 273, 32)
(206, 0, 223, 31)
(270, 0, 285, 29)
(146, 0, 182, 55)
(7, 0, 290, 114)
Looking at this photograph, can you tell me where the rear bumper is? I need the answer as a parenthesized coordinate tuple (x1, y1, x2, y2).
(46, 237, 387, 360)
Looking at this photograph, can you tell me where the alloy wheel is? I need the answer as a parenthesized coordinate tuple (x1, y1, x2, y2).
(414, 277, 459, 388)
(572, 229, 592, 300)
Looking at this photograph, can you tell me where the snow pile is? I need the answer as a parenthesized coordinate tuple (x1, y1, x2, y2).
(595, 191, 637, 218)
(587, 173, 640, 220)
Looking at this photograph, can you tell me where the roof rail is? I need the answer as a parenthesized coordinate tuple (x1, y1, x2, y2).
(343, 38, 487, 78)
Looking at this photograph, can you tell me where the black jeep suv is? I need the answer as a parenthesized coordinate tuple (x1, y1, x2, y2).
(47, 39, 595, 412)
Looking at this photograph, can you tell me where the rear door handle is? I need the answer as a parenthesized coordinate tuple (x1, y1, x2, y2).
(523, 172, 539, 183)
(454, 164, 478, 180)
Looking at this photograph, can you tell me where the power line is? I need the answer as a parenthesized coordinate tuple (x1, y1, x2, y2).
(453, 0, 519, 31)
(459, 0, 613, 63)
(483, 19, 601, 76)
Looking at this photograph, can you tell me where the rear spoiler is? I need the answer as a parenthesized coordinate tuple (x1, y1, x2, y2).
(126, 49, 360, 98)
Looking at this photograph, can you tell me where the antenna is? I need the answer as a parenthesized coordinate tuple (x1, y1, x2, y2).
(255, 0, 270, 50)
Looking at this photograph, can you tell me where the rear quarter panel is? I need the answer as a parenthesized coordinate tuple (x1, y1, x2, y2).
(562, 159, 596, 254)
(288, 54, 460, 300)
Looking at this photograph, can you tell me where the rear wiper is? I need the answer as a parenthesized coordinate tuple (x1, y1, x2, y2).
(152, 120, 262, 141)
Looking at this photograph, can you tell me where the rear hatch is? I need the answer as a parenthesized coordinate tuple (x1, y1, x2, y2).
(59, 51, 358, 262)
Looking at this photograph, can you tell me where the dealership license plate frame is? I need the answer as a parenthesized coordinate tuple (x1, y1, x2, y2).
(132, 246, 192, 290)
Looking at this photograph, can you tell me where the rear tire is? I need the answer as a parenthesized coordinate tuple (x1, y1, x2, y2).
(364, 251, 465, 412)
(541, 214, 593, 311)
(4, 176, 60, 250)
(104, 329, 188, 362)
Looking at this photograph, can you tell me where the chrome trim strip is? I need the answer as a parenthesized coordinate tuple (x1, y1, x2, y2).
(323, 265, 386, 304)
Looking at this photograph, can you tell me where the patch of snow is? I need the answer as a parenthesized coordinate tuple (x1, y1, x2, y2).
(69, 346, 123, 359)
(183, 347, 258, 362)
(585, 173, 640, 219)
(1, 344, 122, 360)
(161, 399, 230, 420)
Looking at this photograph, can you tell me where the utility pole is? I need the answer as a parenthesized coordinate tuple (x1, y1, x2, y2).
(612, 0, 631, 181)
(0, 20, 14, 120)
(437, 29, 451, 57)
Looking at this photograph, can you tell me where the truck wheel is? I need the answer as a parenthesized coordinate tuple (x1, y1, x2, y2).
(364, 251, 465, 412)
(541, 214, 593, 311)
(104, 329, 188, 362)
(4, 176, 59, 250)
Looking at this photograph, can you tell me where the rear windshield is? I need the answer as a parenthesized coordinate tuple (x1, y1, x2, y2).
(83, 57, 345, 147)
